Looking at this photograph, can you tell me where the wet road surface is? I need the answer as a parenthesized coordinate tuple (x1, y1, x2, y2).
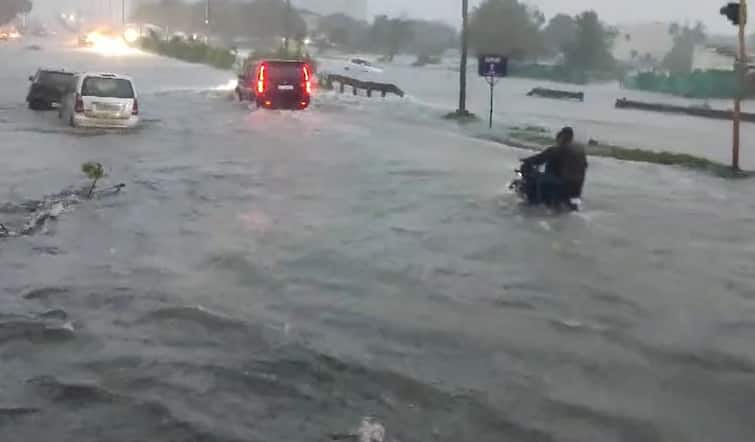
(1, 39, 755, 442)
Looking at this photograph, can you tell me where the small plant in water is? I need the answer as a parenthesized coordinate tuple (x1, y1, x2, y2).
(81, 162, 105, 198)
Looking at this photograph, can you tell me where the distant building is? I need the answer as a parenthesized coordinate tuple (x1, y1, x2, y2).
(693, 45, 755, 71)
(292, 0, 367, 21)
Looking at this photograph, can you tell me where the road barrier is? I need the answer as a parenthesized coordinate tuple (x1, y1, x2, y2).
(527, 87, 584, 101)
(320, 74, 404, 98)
(615, 98, 755, 123)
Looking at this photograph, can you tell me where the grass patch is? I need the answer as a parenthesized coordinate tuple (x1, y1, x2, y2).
(481, 126, 752, 179)
(443, 110, 479, 124)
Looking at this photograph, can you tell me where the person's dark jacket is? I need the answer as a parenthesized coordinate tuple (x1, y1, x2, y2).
(523, 144, 588, 198)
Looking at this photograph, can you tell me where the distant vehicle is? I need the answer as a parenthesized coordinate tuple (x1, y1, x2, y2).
(237, 60, 312, 110)
(0, 31, 9, 41)
(78, 34, 91, 47)
(345, 58, 383, 74)
(59, 73, 140, 129)
(26, 69, 75, 110)
(30, 24, 52, 37)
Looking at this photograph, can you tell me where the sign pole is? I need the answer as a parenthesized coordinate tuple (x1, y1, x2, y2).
(488, 77, 495, 129)
(733, 0, 747, 171)
(477, 54, 508, 129)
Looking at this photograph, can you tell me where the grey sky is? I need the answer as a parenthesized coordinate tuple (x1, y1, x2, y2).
(30, 0, 746, 35)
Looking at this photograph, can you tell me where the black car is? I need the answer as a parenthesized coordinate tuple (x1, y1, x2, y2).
(237, 60, 312, 110)
(26, 69, 75, 110)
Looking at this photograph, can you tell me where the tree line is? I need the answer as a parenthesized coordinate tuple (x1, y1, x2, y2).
(469, 0, 617, 73)
(132, 0, 456, 60)
(0, 0, 32, 26)
(133, 0, 713, 77)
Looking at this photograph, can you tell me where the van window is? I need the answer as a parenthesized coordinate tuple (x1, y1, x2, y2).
(81, 77, 135, 98)
(266, 63, 304, 82)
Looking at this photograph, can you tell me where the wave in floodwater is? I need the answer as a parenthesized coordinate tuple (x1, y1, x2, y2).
(1, 291, 569, 442)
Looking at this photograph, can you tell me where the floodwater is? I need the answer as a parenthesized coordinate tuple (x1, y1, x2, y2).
(1, 39, 755, 442)
(321, 54, 755, 169)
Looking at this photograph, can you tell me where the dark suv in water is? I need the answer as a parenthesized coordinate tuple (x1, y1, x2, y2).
(26, 69, 75, 110)
(237, 60, 311, 110)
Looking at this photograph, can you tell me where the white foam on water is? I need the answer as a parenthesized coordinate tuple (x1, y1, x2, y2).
(357, 417, 385, 442)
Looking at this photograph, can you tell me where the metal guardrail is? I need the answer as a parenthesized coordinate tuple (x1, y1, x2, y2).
(320, 74, 405, 98)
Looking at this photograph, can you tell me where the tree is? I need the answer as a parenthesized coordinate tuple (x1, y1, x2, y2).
(542, 13, 577, 55)
(564, 11, 616, 72)
(669, 22, 680, 37)
(366, 15, 413, 61)
(468, 0, 544, 58)
(132, 0, 306, 46)
(0, 0, 32, 26)
(317, 13, 369, 49)
(405, 20, 457, 56)
(662, 23, 707, 75)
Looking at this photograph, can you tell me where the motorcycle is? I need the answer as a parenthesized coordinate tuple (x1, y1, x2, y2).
(509, 163, 581, 211)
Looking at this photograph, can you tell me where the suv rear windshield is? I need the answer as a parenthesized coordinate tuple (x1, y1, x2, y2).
(38, 71, 73, 88)
(265, 63, 305, 82)
(81, 77, 135, 98)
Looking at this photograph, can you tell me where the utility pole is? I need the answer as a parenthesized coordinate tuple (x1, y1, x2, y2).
(122, 0, 125, 26)
(733, 0, 748, 171)
(457, 0, 469, 114)
(284, 0, 292, 53)
(722, 0, 748, 170)
(205, 0, 211, 42)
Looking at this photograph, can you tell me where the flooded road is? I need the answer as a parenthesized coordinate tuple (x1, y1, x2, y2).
(323, 56, 755, 169)
(2, 40, 755, 441)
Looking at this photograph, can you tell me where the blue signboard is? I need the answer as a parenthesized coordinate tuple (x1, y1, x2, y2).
(478, 54, 508, 77)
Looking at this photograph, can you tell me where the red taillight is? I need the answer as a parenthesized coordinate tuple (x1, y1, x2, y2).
(74, 94, 84, 113)
(257, 64, 266, 94)
(302, 65, 311, 95)
(132, 98, 139, 115)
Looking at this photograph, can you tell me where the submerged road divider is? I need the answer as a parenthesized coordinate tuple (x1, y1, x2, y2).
(476, 125, 753, 179)
(615, 98, 755, 123)
(320, 74, 405, 98)
(527, 87, 585, 102)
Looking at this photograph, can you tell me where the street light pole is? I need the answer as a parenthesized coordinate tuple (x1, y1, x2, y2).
(205, 0, 211, 41)
(284, 0, 292, 53)
(122, 0, 125, 26)
(457, 0, 469, 114)
(732, 0, 748, 171)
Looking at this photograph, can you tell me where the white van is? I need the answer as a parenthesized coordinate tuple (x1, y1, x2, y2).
(59, 73, 139, 129)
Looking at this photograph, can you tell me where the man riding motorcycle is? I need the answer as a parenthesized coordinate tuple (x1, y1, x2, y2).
(520, 127, 587, 208)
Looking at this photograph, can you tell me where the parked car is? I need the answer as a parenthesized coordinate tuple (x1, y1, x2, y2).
(59, 73, 140, 129)
(346, 58, 383, 74)
(26, 69, 75, 110)
(236, 60, 312, 110)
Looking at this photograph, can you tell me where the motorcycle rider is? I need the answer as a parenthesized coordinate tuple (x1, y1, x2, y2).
(520, 127, 587, 206)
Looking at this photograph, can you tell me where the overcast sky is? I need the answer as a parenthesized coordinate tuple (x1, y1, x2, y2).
(31, 0, 746, 35)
